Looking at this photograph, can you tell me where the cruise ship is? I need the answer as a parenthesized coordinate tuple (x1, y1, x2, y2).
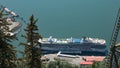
(40, 36, 107, 56)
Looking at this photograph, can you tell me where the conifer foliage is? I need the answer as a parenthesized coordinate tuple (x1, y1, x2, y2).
(21, 15, 42, 68)
(0, 5, 17, 68)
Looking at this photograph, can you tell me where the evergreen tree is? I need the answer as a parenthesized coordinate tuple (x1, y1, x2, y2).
(0, 5, 17, 68)
(46, 60, 79, 68)
(92, 61, 100, 68)
(20, 15, 42, 68)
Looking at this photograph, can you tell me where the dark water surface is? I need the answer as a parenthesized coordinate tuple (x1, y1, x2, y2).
(1, 0, 120, 57)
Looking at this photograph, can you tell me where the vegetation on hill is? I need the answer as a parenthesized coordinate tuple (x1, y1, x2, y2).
(0, 6, 17, 68)
(20, 15, 42, 68)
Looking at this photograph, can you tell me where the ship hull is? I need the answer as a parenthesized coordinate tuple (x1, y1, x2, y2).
(41, 43, 107, 56)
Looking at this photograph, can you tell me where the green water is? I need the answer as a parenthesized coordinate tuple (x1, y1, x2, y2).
(1, 0, 120, 57)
